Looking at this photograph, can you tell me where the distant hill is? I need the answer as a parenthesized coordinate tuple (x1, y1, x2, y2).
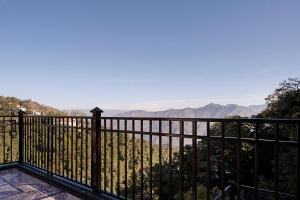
(116, 103, 266, 118)
(0, 96, 65, 116)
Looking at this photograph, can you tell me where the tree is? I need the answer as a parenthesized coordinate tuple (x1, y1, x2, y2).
(259, 77, 300, 119)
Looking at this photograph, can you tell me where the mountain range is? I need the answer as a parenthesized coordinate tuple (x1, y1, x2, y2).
(115, 103, 266, 118)
(114, 104, 266, 144)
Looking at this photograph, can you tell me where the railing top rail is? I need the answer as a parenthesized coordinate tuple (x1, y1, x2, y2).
(100, 116, 300, 123)
(24, 115, 92, 119)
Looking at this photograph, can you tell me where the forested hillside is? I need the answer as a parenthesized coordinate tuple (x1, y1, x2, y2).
(0, 96, 65, 115)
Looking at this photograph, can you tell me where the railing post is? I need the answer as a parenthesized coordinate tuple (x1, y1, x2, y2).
(90, 107, 103, 192)
(18, 109, 25, 164)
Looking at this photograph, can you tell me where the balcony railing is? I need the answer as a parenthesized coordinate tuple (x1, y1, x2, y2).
(0, 108, 299, 200)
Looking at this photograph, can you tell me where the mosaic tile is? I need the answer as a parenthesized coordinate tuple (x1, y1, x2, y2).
(17, 184, 39, 192)
(29, 183, 62, 194)
(0, 184, 21, 199)
(41, 192, 81, 200)
(0, 169, 82, 200)
(0, 178, 7, 187)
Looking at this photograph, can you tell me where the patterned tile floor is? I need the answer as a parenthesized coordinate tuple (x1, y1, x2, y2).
(0, 168, 81, 200)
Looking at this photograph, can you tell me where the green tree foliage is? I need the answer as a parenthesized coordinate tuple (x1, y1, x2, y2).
(258, 77, 300, 118)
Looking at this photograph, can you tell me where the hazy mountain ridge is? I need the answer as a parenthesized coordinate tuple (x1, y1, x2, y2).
(115, 103, 266, 118)
(114, 104, 266, 144)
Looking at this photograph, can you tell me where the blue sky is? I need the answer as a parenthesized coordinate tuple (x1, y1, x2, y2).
(0, 0, 299, 111)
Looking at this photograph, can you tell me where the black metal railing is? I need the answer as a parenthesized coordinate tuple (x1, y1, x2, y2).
(98, 116, 299, 200)
(0, 108, 299, 200)
(23, 116, 92, 186)
(0, 115, 19, 165)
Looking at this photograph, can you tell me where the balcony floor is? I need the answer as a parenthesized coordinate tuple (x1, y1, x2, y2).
(0, 168, 81, 200)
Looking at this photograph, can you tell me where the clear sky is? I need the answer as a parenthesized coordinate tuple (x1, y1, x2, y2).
(0, 0, 299, 111)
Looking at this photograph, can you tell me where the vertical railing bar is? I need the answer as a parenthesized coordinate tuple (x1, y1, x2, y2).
(254, 122, 259, 200)
(47, 117, 53, 170)
(25, 116, 27, 164)
(221, 122, 225, 200)
(25, 116, 27, 163)
(20, 116, 23, 164)
(43, 117, 45, 169)
(71, 117, 74, 180)
(38, 117, 41, 168)
(29, 117, 32, 165)
(297, 122, 300, 200)
(18, 111, 25, 165)
(51, 117, 54, 174)
(55, 118, 58, 174)
(159, 120, 162, 199)
(149, 120, 153, 200)
(35, 117, 38, 166)
(85, 118, 88, 185)
(180, 120, 184, 200)
(117, 118, 120, 197)
(41, 117, 44, 169)
(11, 116, 13, 163)
(22, 116, 24, 163)
(47, 117, 50, 173)
(207, 121, 211, 200)
(19, 116, 22, 162)
(3, 116, 5, 163)
(237, 121, 241, 200)
(32, 117, 35, 165)
(141, 120, 144, 200)
(40, 117, 43, 168)
(110, 119, 113, 194)
(99, 117, 102, 190)
(75, 117, 78, 181)
(35, 117, 38, 167)
(192, 121, 197, 200)
(33, 117, 35, 165)
(36, 117, 39, 167)
(52, 118, 54, 171)
(44, 117, 47, 171)
(58, 117, 60, 173)
(28, 116, 30, 163)
(42, 117, 44, 169)
(104, 118, 107, 192)
(66, 117, 69, 178)
(125, 119, 128, 199)
(98, 114, 102, 190)
(80, 118, 84, 184)
(42, 117, 44, 168)
(58, 117, 61, 175)
(33, 117, 39, 166)
(169, 120, 173, 200)
(132, 120, 136, 200)
(62, 117, 65, 177)
(36, 117, 42, 168)
(274, 122, 279, 200)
